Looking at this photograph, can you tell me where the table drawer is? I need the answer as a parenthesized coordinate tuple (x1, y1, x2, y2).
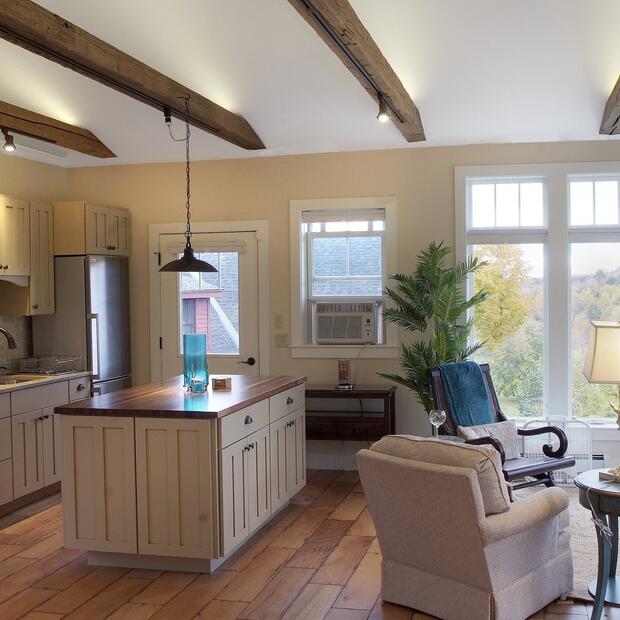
(69, 376, 91, 402)
(270, 384, 305, 423)
(0, 394, 9, 419)
(12, 381, 69, 415)
(220, 400, 269, 449)
(0, 417, 10, 461)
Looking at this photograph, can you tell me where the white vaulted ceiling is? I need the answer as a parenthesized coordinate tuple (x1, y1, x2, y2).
(1, 0, 620, 166)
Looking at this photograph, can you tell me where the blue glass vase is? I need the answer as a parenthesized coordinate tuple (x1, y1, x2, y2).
(183, 334, 208, 388)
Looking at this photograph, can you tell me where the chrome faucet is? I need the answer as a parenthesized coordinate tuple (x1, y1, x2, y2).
(0, 328, 17, 350)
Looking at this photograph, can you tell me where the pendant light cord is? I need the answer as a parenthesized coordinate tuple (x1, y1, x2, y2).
(184, 96, 192, 249)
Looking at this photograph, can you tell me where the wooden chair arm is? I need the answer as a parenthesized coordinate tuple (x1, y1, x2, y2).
(465, 436, 506, 464)
(517, 426, 569, 458)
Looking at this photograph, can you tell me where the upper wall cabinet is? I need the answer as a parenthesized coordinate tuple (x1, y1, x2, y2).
(0, 196, 30, 276)
(54, 201, 131, 257)
(29, 202, 55, 315)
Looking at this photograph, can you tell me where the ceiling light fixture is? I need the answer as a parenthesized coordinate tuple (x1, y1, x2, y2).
(159, 97, 217, 274)
(2, 128, 15, 152)
(377, 95, 389, 123)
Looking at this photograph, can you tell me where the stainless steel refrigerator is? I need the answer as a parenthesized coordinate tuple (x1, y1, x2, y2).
(33, 256, 131, 395)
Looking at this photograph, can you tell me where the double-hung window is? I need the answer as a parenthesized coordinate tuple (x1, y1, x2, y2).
(458, 164, 620, 421)
(289, 197, 397, 356)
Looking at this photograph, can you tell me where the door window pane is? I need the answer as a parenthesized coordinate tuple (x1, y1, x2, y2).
(470, 181, 544, 228)
(471, 184, 495, 227)
(496, 184, 519, 227)
(520, 183, 544, 226)
(571, 243, 620, 418)
(471, 244, 545, 417)
(179, 252, 240, 355)
(595, 181, 619, 225)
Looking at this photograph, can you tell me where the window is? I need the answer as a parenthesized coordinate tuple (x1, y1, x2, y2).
(178, 251, 240, 355)
(289, 197, 398, 357)
(459, 166, 620, 421)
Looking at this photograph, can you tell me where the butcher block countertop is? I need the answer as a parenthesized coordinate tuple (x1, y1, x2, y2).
(54, 374, 306, 419)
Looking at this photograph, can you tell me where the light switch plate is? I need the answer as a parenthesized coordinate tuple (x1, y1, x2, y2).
(273, 314, 284, 330)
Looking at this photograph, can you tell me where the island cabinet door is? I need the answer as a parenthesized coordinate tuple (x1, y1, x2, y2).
(270, 415, 290, 514)
(62, 415, 137, 553)
(135, 418, 218, 559)
(286, 409, 306, 497)
(220, 438, 250, 555)
(246, 425, 271, 533)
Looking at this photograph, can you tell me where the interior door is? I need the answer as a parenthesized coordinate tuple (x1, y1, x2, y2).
(160, 232, 260, 378)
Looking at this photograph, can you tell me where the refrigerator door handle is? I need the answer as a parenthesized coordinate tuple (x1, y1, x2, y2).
(87, 313, 101, 379)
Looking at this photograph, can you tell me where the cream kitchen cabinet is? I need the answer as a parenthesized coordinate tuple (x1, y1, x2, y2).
(12, 410, 45, 499)
(62, 415, 137, 553)
(0, 195, 30, 276)
(135, 417, 218, 559)
(53, 201, 131, 257)
(42, 408, 62, 486)
(29, 202, 55, 315)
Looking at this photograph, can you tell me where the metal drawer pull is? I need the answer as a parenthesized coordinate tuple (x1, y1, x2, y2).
(244, 415, 253, 424)
(286, 396, 294, 405)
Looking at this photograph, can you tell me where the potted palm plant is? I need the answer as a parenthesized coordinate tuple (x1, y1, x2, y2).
(379, 241, 488, 412)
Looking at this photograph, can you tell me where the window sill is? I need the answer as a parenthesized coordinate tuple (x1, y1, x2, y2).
(290, 345, 400, 359)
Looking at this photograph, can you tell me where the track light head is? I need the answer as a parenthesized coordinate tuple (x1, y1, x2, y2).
(377, 95, 389, 123)
(2, 128, 15, 152)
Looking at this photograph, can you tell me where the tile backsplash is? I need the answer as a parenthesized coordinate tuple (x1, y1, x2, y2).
(0, 315, 32, 367)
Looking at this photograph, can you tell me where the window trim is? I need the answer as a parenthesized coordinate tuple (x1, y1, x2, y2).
(456, 161, 620, 422)
(290, 196, 398, 359)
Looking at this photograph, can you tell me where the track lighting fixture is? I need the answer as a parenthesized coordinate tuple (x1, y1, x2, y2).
(2, 128, 15, 152)
(377, 95, 389, 123)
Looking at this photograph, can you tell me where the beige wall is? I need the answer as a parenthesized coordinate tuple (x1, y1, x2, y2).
(0, 153, 69, 367)
(63, 139, 620, 436)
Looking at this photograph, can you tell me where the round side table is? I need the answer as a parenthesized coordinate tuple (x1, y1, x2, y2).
(575, 469, 620, 620)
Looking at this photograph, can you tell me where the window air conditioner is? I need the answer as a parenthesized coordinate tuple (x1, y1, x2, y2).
(312, 301, 378, 344)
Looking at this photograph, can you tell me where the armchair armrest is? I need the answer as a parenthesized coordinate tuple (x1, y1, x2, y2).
(480, 487, 569, 545)
(465, 436, 506, 464)
(517, 425, 568, 458)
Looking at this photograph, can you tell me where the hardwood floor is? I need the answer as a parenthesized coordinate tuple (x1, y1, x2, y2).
(0, 471, 612, 619)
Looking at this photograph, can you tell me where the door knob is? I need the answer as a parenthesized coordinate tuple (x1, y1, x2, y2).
(238, 357, 256, 366)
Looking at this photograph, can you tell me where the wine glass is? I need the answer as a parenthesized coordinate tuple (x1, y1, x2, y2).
(429, 409, 446, 437)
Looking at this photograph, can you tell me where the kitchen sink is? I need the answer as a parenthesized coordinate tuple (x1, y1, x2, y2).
(0, 375, 49, 385)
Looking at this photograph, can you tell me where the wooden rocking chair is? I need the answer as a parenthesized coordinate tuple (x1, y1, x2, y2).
(429, 363, 575, 490)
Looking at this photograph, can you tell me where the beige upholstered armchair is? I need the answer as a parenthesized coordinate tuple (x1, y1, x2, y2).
(357, 436, 572, 620)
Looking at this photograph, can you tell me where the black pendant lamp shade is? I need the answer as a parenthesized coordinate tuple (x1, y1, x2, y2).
(160, 245, 217, 272)
(159, 96, 218, 274)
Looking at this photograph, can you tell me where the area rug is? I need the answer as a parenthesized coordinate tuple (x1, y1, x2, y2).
(517, 486, 597, 602)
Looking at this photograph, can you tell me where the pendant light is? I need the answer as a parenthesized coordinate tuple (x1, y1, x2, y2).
(160, 96, 217, 273)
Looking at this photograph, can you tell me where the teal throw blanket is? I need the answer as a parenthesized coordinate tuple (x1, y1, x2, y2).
(438, 361, 494, 427)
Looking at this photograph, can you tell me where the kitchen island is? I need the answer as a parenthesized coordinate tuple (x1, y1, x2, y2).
(55, 374, 306, 572)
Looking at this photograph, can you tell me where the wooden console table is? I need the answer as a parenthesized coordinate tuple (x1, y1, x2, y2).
(305, 384, 396, 441)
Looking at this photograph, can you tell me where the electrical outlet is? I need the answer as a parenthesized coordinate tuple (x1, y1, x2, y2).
(275, 333, 289, 348)
(273, 314, 284, 330)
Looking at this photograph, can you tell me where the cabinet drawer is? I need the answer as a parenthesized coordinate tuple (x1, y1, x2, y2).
(0, 394, 9, 419)
(69, 377, 91, 402)
(270, 384, 305, 422)
(0, 459, 12, 504)
(220, 400, 269, 449)
(0, 417, 10, 461)
(12, 381, 69, 415)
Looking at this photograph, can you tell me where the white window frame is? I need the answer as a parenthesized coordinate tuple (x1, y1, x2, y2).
(290, 196, 398, 359)
(456, 162, 620, 426)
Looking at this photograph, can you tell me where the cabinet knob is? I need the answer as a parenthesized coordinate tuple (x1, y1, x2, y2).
(244, 415, 253, 425)
(43, 414, 50, 420)
(32, 304, 39, 310)
(77, 383, 85, 391)
(286, 397, 294, 405)
(2, 265, 7, 270)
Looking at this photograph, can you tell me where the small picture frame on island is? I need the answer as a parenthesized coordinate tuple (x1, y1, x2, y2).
(211, 376, 232, 391)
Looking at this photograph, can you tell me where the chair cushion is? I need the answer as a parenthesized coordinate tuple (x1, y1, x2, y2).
(370, 435, 510, 515)
(457, 420, 521, 461)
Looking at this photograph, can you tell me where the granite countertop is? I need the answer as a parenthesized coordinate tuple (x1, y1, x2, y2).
(54, 374, 306, 419)
(0, 371, 91, 393)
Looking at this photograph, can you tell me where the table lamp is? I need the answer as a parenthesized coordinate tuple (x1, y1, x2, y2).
(583, 321, 620, 427)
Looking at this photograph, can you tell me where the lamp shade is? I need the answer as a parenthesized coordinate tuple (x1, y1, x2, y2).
(583, 321, 620, 384)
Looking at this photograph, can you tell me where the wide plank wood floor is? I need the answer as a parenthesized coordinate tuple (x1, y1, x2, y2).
(0, 471, 612, 619)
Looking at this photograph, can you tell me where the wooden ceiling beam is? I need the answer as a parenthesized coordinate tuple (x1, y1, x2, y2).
(287, 0, 425, 142)
(0, 0, 265, 150)
(0, 100, 115, 158)
(601, 75, 620, 134)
